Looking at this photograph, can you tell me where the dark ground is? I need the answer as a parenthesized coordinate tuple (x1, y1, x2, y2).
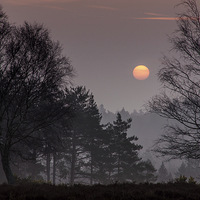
(0, 182, 200, 200)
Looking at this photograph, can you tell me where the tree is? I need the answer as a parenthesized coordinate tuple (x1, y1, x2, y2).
(99, 113, 151, 184)
(0, 13, 75, 184)
(95, 123, 115, 184)
(174, 159, 200, 179)
(80, 94, 103, 185)
(136, 159, 157, 183)
(147, 0, 200, 160)
(0, 6, 11, 50)
(157, 162, 168, 182)
(63, 86, 99, 185)
(175, 162, 187, 178)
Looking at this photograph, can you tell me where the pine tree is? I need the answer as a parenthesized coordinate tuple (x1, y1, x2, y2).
(167, 173, 173, 182)
(138, 159, 157, 183)
(186, 159, 200, 179)
(63, 86, 90, 185)
(100, 113, 144, 183)
(158, 162, 168, 182)
(175, 162, 187, 178)
(80, 94, 103, 185)
(62, 86, 105, 185)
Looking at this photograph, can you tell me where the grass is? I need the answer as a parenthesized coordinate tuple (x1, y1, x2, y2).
(0, 182, 200, 200)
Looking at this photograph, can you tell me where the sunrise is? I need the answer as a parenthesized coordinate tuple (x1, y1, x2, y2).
(1, 0, 200, 199)
(133, 65, 150, 80)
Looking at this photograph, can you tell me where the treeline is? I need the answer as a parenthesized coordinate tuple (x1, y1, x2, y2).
(156, 160, 200, 183)
(0, 6, 157, 185)
(8, 86, 157, 185)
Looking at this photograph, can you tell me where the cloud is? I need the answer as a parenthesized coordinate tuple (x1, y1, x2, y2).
(134, 12, 197, 21)
(144, 12, 167, 17)
(136, 12, 176, 20)
(131, 16, 198, 21)
(42, 5, 71, 11)
(132, 17, 178, 21)
(87, 5, 119, 11)
(4, 0, 80, 13)
(5, 0, 78, 6)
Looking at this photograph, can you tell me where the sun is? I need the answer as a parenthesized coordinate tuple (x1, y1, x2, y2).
(133, 65, 150, 80)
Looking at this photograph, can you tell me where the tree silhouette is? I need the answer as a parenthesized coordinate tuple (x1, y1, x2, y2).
(175, 162, 187, 178)
(147, 0, 200, 160)
(158, 162, 168, 182)
(80, 95, 103, 185)
(100, 113, 156, 184)
(0, 14, 74, 184)
(136, 159, 157, 183)
(63, 86, 102, 185)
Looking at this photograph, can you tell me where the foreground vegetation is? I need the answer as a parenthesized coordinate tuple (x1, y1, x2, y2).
(0, 181, 200, 200)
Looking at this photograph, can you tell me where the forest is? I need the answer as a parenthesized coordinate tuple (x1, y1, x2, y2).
(2, 1, 200, 199)
(0, 6, 157, 185)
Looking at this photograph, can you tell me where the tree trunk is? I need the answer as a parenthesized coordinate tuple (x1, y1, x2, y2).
(117, 158, 120, 182)
(90, 163, 93, 185)
(53, 153, 56, 185)
(90, 152, 93, 185)
(1, 152, 15, 185)
(31, 149, 37, 179)
(108, 169, 111, 184)
(108, 153, 112, 184)
(70, 133, 76, 186)
(46, 152, 50, 182)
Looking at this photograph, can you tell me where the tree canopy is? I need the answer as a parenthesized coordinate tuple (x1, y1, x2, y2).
(0, 6, 75, 184)
(147, 0, 200, 160)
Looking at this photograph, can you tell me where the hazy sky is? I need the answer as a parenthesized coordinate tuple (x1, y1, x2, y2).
(2, 0, 197, 112)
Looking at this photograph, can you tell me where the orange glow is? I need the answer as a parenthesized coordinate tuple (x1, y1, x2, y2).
(133, 65, 149, 80)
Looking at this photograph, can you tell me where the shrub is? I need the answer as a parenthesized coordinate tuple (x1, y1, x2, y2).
(13, 174, 52, 185)
(13, 174, 32, 185)
(188, 176, 197, 184)
(175, 175, 187, 183)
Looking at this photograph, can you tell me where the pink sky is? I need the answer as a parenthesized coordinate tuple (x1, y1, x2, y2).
(1, 0, 197, 112)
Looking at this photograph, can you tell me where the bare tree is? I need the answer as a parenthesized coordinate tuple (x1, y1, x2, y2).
(0, 11, 75, 184)
(0, 6, 11, 48)
(147, 0, 200, 160)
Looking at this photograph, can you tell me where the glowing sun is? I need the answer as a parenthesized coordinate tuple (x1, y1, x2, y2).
(133, 65, 150, 80)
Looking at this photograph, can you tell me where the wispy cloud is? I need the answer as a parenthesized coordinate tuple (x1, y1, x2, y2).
(133, 12, 197, 21)
(130, 12, 177, 20)
(5, 0, 78, 6)
(5, 1, 69, 10)
(4, 1, 189, 21)
(87, 5, 119, 11)
(5, 0, 83, 13)
(132, 17, 178, 21)
(131, 16, 199, 21)
(144, 12, 167, 17)
(42, 5, 71, 11)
